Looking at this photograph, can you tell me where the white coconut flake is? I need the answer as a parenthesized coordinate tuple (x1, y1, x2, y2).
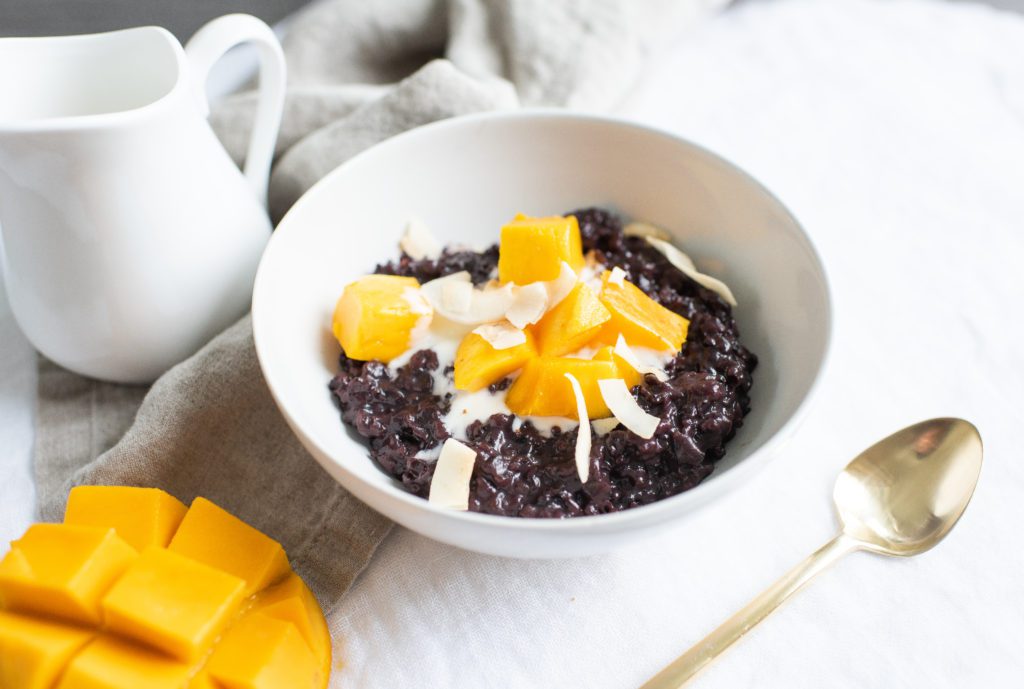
(607, 266, 627, 287)
(591, 417, 620, 435)
(401, 288, 434, 345)
(421, 272, 516, 324)
(598, 378, 661, 439)
(400, 217, 443, 260)
(564, 373, 591, 483)
(506, 282, 548, 328)
(645, 236, 738, 307)
(440, 280, 473, 314)
(624, 221, 670, 240)
(473, 321, 527, 350)
(614, 335, 668, 382)
(421, 271, 470, 308)
(544, 261, 578, 309)
(428, 438, 477, 510)
(470, 283, 516, 323)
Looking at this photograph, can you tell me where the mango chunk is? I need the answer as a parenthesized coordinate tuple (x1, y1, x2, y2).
(454, 329, 536, 391)
(332, 274, 428, 362)
(599, 272, 689, 352)
(530, 283, 611, 357)
(498, 214, 584, 284)
(207, 613, 321, 689)
(0, 524, 136, 626)
(56, 636, 192, 689)
(168, 498, 290, 597)
(64, 486, 187, 551)
(0, 611, 93, 689)
(101, 547, 245, 662)
(506, 356, 620, 419)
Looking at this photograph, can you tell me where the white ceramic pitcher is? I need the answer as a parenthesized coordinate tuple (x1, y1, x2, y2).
(0, 14, 285, 383)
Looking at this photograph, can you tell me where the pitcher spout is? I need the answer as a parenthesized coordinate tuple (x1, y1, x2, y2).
(0, 26, 187, 131)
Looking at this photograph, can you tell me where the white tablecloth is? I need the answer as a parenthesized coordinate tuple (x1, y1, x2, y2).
(2, 0, 1022, 686)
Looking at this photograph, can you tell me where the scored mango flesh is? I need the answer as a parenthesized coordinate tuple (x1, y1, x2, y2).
(0, 486, 330, 689)
(332, 274, 427, 362)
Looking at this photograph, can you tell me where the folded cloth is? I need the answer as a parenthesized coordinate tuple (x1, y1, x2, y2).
(33, 0, 726, 612)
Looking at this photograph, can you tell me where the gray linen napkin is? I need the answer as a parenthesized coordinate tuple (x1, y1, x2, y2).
(33, 0, 725, 611)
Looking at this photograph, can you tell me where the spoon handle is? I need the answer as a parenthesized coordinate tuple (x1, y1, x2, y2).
(639, 533, 859, 689)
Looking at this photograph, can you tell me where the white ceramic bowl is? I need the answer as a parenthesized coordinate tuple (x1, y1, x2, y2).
(252, 111, 831, 558)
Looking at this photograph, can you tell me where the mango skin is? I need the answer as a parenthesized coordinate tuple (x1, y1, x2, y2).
(497, 214, 584, 284)
(0, 486, 331, 689)
(332, 274, 426, 362)
(454, 329, 537, 392)
(599, 272, 689, 352)
(530, 283, 611, 357)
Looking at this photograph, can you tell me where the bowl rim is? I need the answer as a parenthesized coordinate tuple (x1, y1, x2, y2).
(252, 108, 834, 533)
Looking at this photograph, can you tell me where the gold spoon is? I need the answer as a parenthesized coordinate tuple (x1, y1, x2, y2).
(640, 417, 983, 688)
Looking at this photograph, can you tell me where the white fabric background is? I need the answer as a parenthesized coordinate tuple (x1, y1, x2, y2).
(1, 0, 1022, 686)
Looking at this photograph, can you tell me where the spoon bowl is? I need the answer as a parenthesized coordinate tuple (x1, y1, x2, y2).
(834, 417, 983, 556)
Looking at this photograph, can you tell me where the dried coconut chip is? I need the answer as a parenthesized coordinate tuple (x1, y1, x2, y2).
(428, 438, 477, 510)
(624, 221, 670, 240)
(544, 261, 578, 309)
(402, 288, 434, 344)
(644, 236, 738, 307)
(591, 417, 620, 435)
(400, 217, 443, 260)
(598, 378, 660, 439)
(440, 280, 473, 314)
(607, 266, 627, 287)
(564, 372, 591, 483)
(614, 335, 668, 382)
(420, 272, 516, 324)
(473, 321, 527, 350)
(505, 282, 548, 329)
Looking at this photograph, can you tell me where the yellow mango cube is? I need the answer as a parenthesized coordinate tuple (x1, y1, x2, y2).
(530, 283, 611, 357)
(497, 214, 584, 284)
(56, 636, 192, 689)
(599, 272, 689, 352)
(64, 486, 187, 551)
(332, 274, 428, 362)
(168, 498, 291, 597)
(252, 574, 331, 668)
(0, 524, 136, 626)
(101, 547, 245, 662)
(207, 613, 321, 689)
(506, 356, 620, 419)
(0, 611, 93, 689)
(453, 329, 536, 391)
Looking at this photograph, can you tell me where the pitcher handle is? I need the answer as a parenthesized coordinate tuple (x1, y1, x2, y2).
(185, 14, 286, 208)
